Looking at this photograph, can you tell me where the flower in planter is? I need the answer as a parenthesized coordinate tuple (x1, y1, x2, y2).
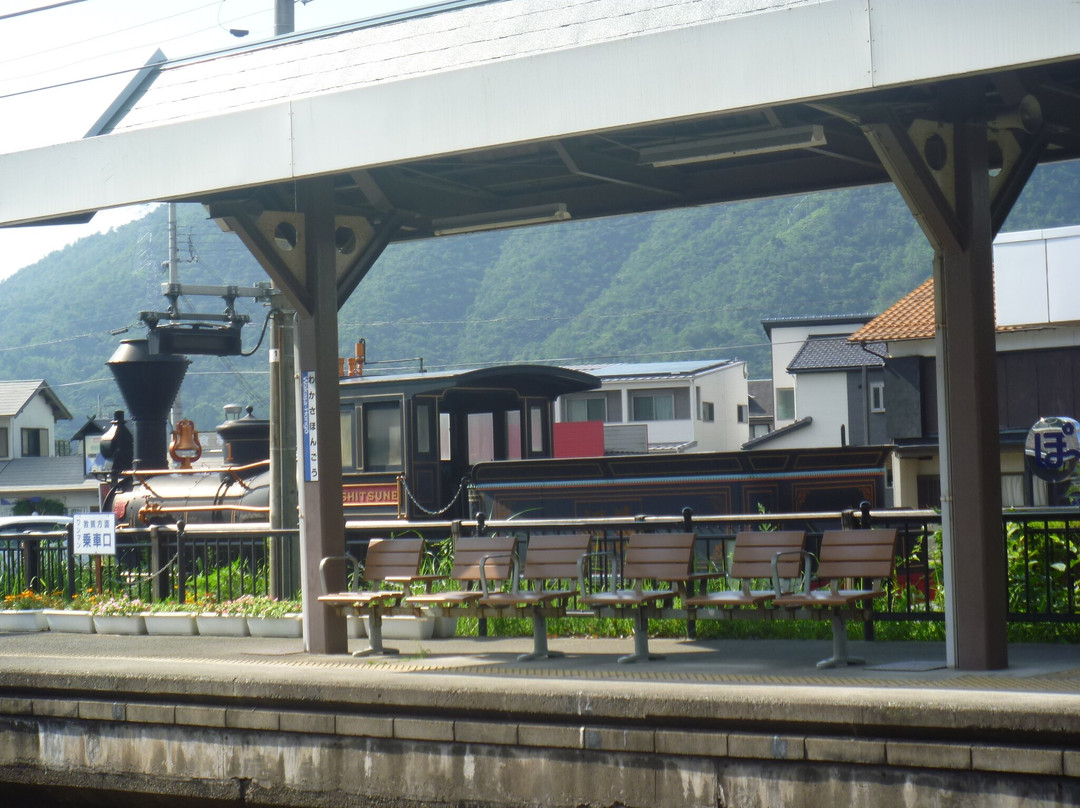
(212, 595, 301, 618)
(90, 595, 148, 616)
(3, 588, 60, 610)
(143, 600, 202, 614)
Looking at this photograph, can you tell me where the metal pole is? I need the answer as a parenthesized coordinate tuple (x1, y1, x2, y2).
(269, 305, 300, 598)
(274, 0, 294, 36)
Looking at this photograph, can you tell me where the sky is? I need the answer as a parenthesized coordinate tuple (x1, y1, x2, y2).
(0, 0, 428, 281)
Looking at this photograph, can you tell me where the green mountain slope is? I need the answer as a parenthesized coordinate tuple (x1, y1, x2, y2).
(1, 159, 1078, 432)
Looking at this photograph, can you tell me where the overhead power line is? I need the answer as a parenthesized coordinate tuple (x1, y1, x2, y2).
(0, 0, 89, 22)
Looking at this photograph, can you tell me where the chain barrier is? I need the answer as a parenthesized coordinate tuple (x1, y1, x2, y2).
(401, 477, 469, 517)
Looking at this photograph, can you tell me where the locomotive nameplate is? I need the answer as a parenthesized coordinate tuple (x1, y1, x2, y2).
(343, 483, 400, 507)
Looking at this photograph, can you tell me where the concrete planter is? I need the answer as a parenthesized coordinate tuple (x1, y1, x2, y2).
(247, 614, 303, 638)
(93, 614, 147, 635)
(143, 612, 199, 636)
(363, 616, 457, 640)
(44, 609, 96, 634)
(0, 609, 48, 632)
(347, 614, 366, 638)
(195, 614, 249, 637)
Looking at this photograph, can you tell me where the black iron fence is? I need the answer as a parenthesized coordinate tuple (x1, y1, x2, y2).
(1, 508, 1078, 626)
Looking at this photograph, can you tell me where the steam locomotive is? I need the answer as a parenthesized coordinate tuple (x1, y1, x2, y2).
(100, 340, 887, 528)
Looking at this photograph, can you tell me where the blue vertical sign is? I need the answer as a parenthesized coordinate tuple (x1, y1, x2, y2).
(301, 370, 319, 482)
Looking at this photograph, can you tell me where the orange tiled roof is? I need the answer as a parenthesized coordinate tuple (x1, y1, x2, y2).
(850, 276, 1025, 343)
(849, 278, 935, 342)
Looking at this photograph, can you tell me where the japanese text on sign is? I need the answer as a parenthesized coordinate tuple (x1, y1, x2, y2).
(302, 370, 319, 482)
(1025, 416, 1080, 483)
(74, 512, 117, 556)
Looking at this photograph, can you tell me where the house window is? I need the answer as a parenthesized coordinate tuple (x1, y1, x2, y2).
(21, 428, 46, 457)
(776, 388, 795, 421)
(632, 394, 675, 421)
(750, 423, 771, 439)
(0, 427, 7, 458)
(701, 401, 715, 422)
(870, 381, 886, 413)
(735, 404, 746, 423)
(567, 397, 607, 422)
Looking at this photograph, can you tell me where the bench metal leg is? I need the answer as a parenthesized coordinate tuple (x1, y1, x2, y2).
(518, 613, 565, 662)
(618, 608, 662, 664)
(817, 613, 864, 669)
(352, 608, 399, 657)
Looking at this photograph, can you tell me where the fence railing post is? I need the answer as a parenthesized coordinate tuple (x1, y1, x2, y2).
(150, 525, 169, 602)
(176, 521, 187, 604)
(64, 523, 76, 601)
(21, 537, 40, 592)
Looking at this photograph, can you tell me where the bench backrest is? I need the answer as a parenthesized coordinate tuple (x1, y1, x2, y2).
(362, 538, 425, 583)
(623, 532, 696, 582)
(521, 533, 592, 581)
(729, 531, 806, 580)
(816, 529, 898, 580)
(450, 536, 517, 581)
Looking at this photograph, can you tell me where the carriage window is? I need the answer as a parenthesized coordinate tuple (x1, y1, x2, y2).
(440, 413, 451, 461)
(362, 402, 402, 471)
(468, 412, 495, 464)
(529, 406, 544, 453)
(505, 410, 522, 460)
(340, 407, 355, 469)
(415, 402, 434, 456)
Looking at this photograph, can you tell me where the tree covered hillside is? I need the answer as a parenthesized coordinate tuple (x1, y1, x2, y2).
(1, 158, 1078, 432)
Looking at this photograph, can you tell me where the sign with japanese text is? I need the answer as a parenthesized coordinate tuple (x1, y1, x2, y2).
(301, 370, 319, 482)
(74, 512, 116, 556)
(1025, 416, 1080, 483)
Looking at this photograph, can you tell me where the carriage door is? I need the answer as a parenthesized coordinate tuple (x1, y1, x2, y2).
(409, 397, 441, 512)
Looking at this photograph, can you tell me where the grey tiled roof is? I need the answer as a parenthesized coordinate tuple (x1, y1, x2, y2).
(0, 457, 87, 489)
(787, 336, 885, 373)
(0, 380, 45, 417)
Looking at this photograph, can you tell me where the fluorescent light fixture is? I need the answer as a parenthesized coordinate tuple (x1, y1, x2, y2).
(432, 203, 571, 236)
(638, 124, 827, 167)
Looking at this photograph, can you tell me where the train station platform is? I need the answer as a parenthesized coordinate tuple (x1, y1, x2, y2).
(1, 631, 1079, 807)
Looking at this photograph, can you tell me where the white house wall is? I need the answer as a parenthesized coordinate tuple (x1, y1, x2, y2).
(995, 225, 1080, 327)
(770, 324, 861, 428)
(693, 363, 749, 452)
(13, 395, 57, 458)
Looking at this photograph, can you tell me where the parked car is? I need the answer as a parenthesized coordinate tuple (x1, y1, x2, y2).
(0, 515, 72, 536)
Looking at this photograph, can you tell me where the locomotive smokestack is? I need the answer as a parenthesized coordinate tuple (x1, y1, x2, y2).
(107, 339, 190, 469)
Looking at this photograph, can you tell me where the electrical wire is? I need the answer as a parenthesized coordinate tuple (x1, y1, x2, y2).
(0, 1, 267, 102)
(240, 310, 272, 357)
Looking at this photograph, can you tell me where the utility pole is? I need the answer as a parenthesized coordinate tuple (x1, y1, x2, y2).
(275, 0, 294, 36)
(268, 1, 299, 598)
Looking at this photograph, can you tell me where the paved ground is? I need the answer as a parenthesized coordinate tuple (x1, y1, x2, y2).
(2, 629, 1079, 696)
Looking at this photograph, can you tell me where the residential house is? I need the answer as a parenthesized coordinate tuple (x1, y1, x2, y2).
(748, 315, 880, 449)
(0, 380, 99, 516)
(760, 315, 877, 430)
(557, 360, 749, 454)
(849, 224, 1080, 508)
(744, 333, 887, 450)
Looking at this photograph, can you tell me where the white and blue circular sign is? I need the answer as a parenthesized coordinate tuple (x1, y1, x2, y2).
(1025, 416, 1080, 483)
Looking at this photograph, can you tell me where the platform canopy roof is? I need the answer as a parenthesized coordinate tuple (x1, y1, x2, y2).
(2, 0, 1079, 238)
